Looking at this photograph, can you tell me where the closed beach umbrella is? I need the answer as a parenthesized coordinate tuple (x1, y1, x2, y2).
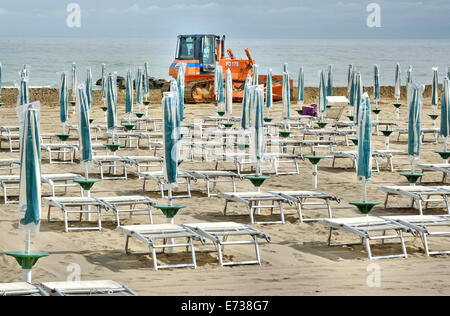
(266, 69, 273, 110)
(59, 72, 69, 133)
(101, 64, 107, 102)
(136, 68, 143, 106)
(432, 67, 439, 111)
(357, 93, 372, 202)
(349, 70, 356, 107)
(252, 64, 259, 86)
(297, 66, 304, 106)
(170, 79, 181, 140)
(347, 64, 354, 95)
(394, 63, 401, 103)
(282, 71, 291, 120)
(177, 63, 186, 121)
(354, 72, 363, 125)
(17, 102, 42, 282)
(225, 68, 233, 119)
(214, 62, 219, 101)
(217, 66, 225, 108)
(326, 65, 333, 97)
(374, 65, 380, 106)
(241, 75, 252, 130)
(71, 62, 77, 101)
(125, 70, 133, 117)
(144, 62, 150, 99)
(251, 85, 265, 177)
(440, 78, 450, 151)
(86, 68, 93, 110)
(106, 73, 117, 134)
(407, 66, 413, 85)
(18, 77, 29, 106)
(77, 84, 92, 177)
(407, 82, 425, 172)
(318, 70, 327, 119)
(162, 91, 179, 205)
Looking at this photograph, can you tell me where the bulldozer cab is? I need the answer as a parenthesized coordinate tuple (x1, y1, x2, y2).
(175, 35, 219, 74)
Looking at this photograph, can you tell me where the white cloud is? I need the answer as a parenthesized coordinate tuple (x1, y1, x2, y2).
(0, 8, 7, 15)
(124, 2, 218, 14)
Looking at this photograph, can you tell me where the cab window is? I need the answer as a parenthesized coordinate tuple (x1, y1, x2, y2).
(178, 37, 195, 59)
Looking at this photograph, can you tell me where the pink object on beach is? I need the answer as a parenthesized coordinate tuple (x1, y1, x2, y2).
(302, 104, 318, 117)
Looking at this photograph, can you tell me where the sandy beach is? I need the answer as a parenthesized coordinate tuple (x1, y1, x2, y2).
(1, 87, 450, 296)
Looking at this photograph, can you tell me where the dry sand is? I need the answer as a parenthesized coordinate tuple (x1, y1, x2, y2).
(0, 87, 450, 296)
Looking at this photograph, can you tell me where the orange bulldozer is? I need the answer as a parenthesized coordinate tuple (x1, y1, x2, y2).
(169, 34, 293, 103)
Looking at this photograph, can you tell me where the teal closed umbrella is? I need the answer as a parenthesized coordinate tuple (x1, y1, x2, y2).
(251, 85, 265, 177)
(106, 73, 117, 141)
(162, 92, 179, 205)
(136, 68, 143, 109)
(432, 67, 439, 112)
(225, 68, 233, 120)
(170, 79, 182, 141)
(357, 93, 373, 202)
(297, 66, 304, 106)
(59, 72, 69, 134)
(214, 62, 219, 103)
(241, 75, 252, 130)
(326, 65, 333, 97)
(408, 82, 425, 173)
(0, 62, 2, 98)
(282, 71, 291, 120)
(440, 78, 450, 154)
(125, 70, 133, 119)
(217, 66, 225, 109)
(347, 64, 354, 95)
(144, 62, 150, 101)
(252, 64, 259, 86)
(86, 67, 93, 111)
(18, 77, 29, 106)
(319, 70, 327, 120)
(374, 65, 380, 107)
(77, 84, 92, 178)
(71, 62, 77, 101)
(394, 63, 401, 103)
(266, 70, 273, 117)
(407, 66, 413, 85)
(354, 72, 363, 125)
(177, 63, 186, 121)
(101, 64, 107, 104)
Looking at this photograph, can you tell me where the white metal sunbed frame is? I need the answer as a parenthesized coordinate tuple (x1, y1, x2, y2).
(0, 159, 20, 174)
(217, 191, 290, 225)
(40, 143, 78, 164)
(0, 127, 20, 152)
(417, 164, 450, 183)
(118, 224, 205, 270)
(92, 156, 131, 180)
(187, 170, 240, 197)
(100, 196, 154, 227)
(320, 217, 410, 260)
(378, 186, 450, 215)
(139, 171, 196, 199)
(269, 190, 340, 223)
(383, 215, 450, 256)
(183, 222, 271, 266)
(372, 149, 409, 172)
(41, 173, 83, 197)
(126, 156, 163, 176)
(39, 280, 137, 296)
(0, 174, 20, 204)
(396, 127, 439, 144)
(0, 282, 48, 296)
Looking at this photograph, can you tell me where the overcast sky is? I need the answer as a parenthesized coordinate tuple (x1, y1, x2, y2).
(0, 0, 448, 38)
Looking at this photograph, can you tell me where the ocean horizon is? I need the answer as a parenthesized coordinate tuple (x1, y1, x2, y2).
(1, 37, 449, 88)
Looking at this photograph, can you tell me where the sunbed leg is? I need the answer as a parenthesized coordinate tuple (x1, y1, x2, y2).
(249, 204, 255, 224)
(206, 180, 211, 197)
(399, 231, 408, 259)
(223, 201, 228, 216)
(418, 201, 424, 216)
(422, 233, 430, 257)
(384, 193, 389, 209)
(327, 200, 333, 219)
(365, 238, 373, 260)
(64, 211, 69, 233)
(217, 243, 224, 267)
(297, 202, 304, 223)
(254, 236, 261, 265)
(280, 202, 285, 224)
(125, 236, 130, 254)
(152, 247, 158, 270)
(190, 238, 197, 269)
(327, 228, 333, 246)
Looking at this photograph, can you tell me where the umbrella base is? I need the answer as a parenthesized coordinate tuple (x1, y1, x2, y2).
(6, 251, 49, 270)
(104, 143, 122, 153)
(245, 176, 270, 188)
(217, 111, 225, 117)
(400, 173, 424, 184)
(55, 134, 71, 142)
(393, 103, 402, 109)
(380, 130, 394, 137)
(349, 202, 380, 215)
(279, 131, 292, 138)
(135, 113, 145, 118)
(349, 138, 359, 146)
(435, 151, 450, 160)
(121, 124, 135, 131)
(154, 205, 186, 219)
(304, 155, 326, 165)
(74, 178, 101, 191)
(264, 117, 274, 123)
(100, 106, 108, 112)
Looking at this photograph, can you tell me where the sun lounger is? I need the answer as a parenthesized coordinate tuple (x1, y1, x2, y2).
(265, 153, 301, 176)
(92, 156, 131, 180)
(183, 222, 271, 266)
(39, 280, 137, 296)
(117, 224, 205, 270)
(0, 133, 20, 152)
(0, 174, 21, 203)
(100, 196, 154, 227)
(0, 159, 20, 174)
(372, 149, 409, 172)
(417, 163, 450, 183)
(269, 190, 340, 223)
(217, 192, 289, 225)
(396, 127, 439, 144)
(383, 215, 450, 256)
(329, 151, 385, 172)
(320, 216, 410, 260)
(125, 156, 163, 175)
(43, 196, 108, 232)
(187, 170, 240, 197)
(0, 282, 48, 296)
(378, 186, 450, 215)
(41, 173, 84, 197)
(139, 171, 196, 198)
(40, 143, 78, 164)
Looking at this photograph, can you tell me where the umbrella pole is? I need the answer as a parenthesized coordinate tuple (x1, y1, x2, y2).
(23, 231, 31, 282)
(167, 184, 174, 253)
(363, 179, 367, 203)
(312, 164, 318, 189)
